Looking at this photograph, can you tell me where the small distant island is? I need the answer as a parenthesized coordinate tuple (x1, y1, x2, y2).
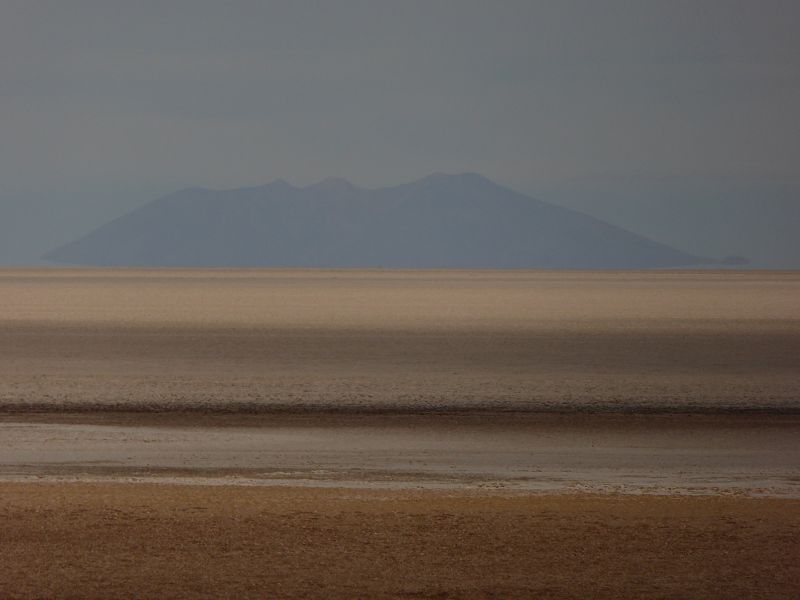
(719, 255, 750, 266)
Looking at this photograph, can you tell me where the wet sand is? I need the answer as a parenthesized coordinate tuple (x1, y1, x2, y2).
(2, 413, 800, 496)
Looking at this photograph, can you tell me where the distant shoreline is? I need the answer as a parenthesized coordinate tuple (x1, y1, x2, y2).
(3, 403, 800, 418)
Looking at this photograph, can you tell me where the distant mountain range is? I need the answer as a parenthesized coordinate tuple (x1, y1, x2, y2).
(44, 173, 714, 269)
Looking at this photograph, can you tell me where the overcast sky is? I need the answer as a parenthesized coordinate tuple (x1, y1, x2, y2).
(1, 1, 799, 264)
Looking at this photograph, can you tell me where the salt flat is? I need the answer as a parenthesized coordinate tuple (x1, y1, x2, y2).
(1, 268, 798, 493)
(1, 269, 798, 413)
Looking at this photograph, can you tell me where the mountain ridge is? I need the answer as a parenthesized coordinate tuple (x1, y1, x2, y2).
(44, 173, 711, 269)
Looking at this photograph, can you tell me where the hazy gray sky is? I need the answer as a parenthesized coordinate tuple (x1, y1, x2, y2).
(1, 1, 799, 265)
(2, 0, 798, 193)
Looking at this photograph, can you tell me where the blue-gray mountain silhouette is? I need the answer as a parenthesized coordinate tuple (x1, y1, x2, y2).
(44, 173, 709, 268)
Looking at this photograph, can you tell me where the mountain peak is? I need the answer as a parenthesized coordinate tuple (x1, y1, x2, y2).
(415, 172, 498, 188)
(267, 178, 293, 188)
(307, 177, 358, 192)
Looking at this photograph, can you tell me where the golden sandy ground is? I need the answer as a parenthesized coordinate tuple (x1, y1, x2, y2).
(1, 483, 799, 599)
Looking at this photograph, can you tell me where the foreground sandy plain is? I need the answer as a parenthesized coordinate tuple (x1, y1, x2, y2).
(3, 484, 799, 599)
(1, 269, 799, 598)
